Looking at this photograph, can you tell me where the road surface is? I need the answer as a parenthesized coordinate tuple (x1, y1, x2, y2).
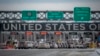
(0, 49, 98, 56)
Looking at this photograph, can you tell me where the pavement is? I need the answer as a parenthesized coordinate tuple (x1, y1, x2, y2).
(0, 49, 99, 56)
(95, 49, 100, 56)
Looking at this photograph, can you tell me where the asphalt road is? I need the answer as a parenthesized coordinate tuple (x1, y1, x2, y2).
(0, 49, 96, 56)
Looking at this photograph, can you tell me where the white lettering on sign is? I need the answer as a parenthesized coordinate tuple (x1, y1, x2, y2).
(89, 24, 97, 30)
(52, 24, 58, 30)
(35, 24, 42, 30)
(67, 24, 72, 30)
(73, 24, 79, 30)
(1, 23, 100, 31)
(22, 24, 27, 30)
(46, 24, 51, 30)
(80, 24, 85, 30)
(59, 24, 66, 30)
(3, 24, 9, 30)
(11, 24, 17, 31)
(28, 24, 34, 30)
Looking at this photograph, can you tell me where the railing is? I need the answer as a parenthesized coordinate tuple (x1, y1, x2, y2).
(0, 11, 100, 23)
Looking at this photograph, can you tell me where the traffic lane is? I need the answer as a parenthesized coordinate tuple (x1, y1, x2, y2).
(0, 49, 59, 56)
(0, 49, 38, 56)
(0, 49, 95, 56)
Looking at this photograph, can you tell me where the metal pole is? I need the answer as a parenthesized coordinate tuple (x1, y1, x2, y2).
(93, 31, 95, 42)
(0, 31, 1, 43)
(34, 32, 36, 42)
(45, 34, 46, 42)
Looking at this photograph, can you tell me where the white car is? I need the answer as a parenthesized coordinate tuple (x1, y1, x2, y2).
(38, 39, 50, 48)
(54, 43, 58, 48)
(25, 41, 34, 49)
(38, 43, 50, 48)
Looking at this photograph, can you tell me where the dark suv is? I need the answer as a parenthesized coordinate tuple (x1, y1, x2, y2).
(18, 41, 26, 49)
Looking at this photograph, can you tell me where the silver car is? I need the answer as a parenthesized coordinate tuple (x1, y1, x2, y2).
(37, 39, 50, 48)
(38, 42, 50, 49)
(25, 41, 34, 49)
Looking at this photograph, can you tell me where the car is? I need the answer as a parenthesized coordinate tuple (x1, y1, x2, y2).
(37, 39, 50, 49)
(18, 41, 34, 49)
(5, 41, 15, 49)
(18, 41, 26, 49)
(50, 42, 58, 48)
(49, 43, 54, 48)
(33, 41, 39, 48)
(13, 41, 19, 49)
(24, 41, 34, 49)
(38, 42, 50, 49)
(53, 43, 58, 48)
(0, 43, 6, 49)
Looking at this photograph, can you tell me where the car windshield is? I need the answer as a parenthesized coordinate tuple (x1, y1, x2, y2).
(39, 39, 45, 43)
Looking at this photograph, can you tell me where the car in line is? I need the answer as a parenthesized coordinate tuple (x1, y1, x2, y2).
(0, 43, 6, 49)
(38, 42, 50, 49)
(18, 41, 34, 49)
(37, 39, 50, 49)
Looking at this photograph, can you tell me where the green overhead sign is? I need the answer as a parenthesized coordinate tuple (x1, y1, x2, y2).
(47, 11, 63, 20)
(22, 11, 37, 20)
(74, 7, 91, 21)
